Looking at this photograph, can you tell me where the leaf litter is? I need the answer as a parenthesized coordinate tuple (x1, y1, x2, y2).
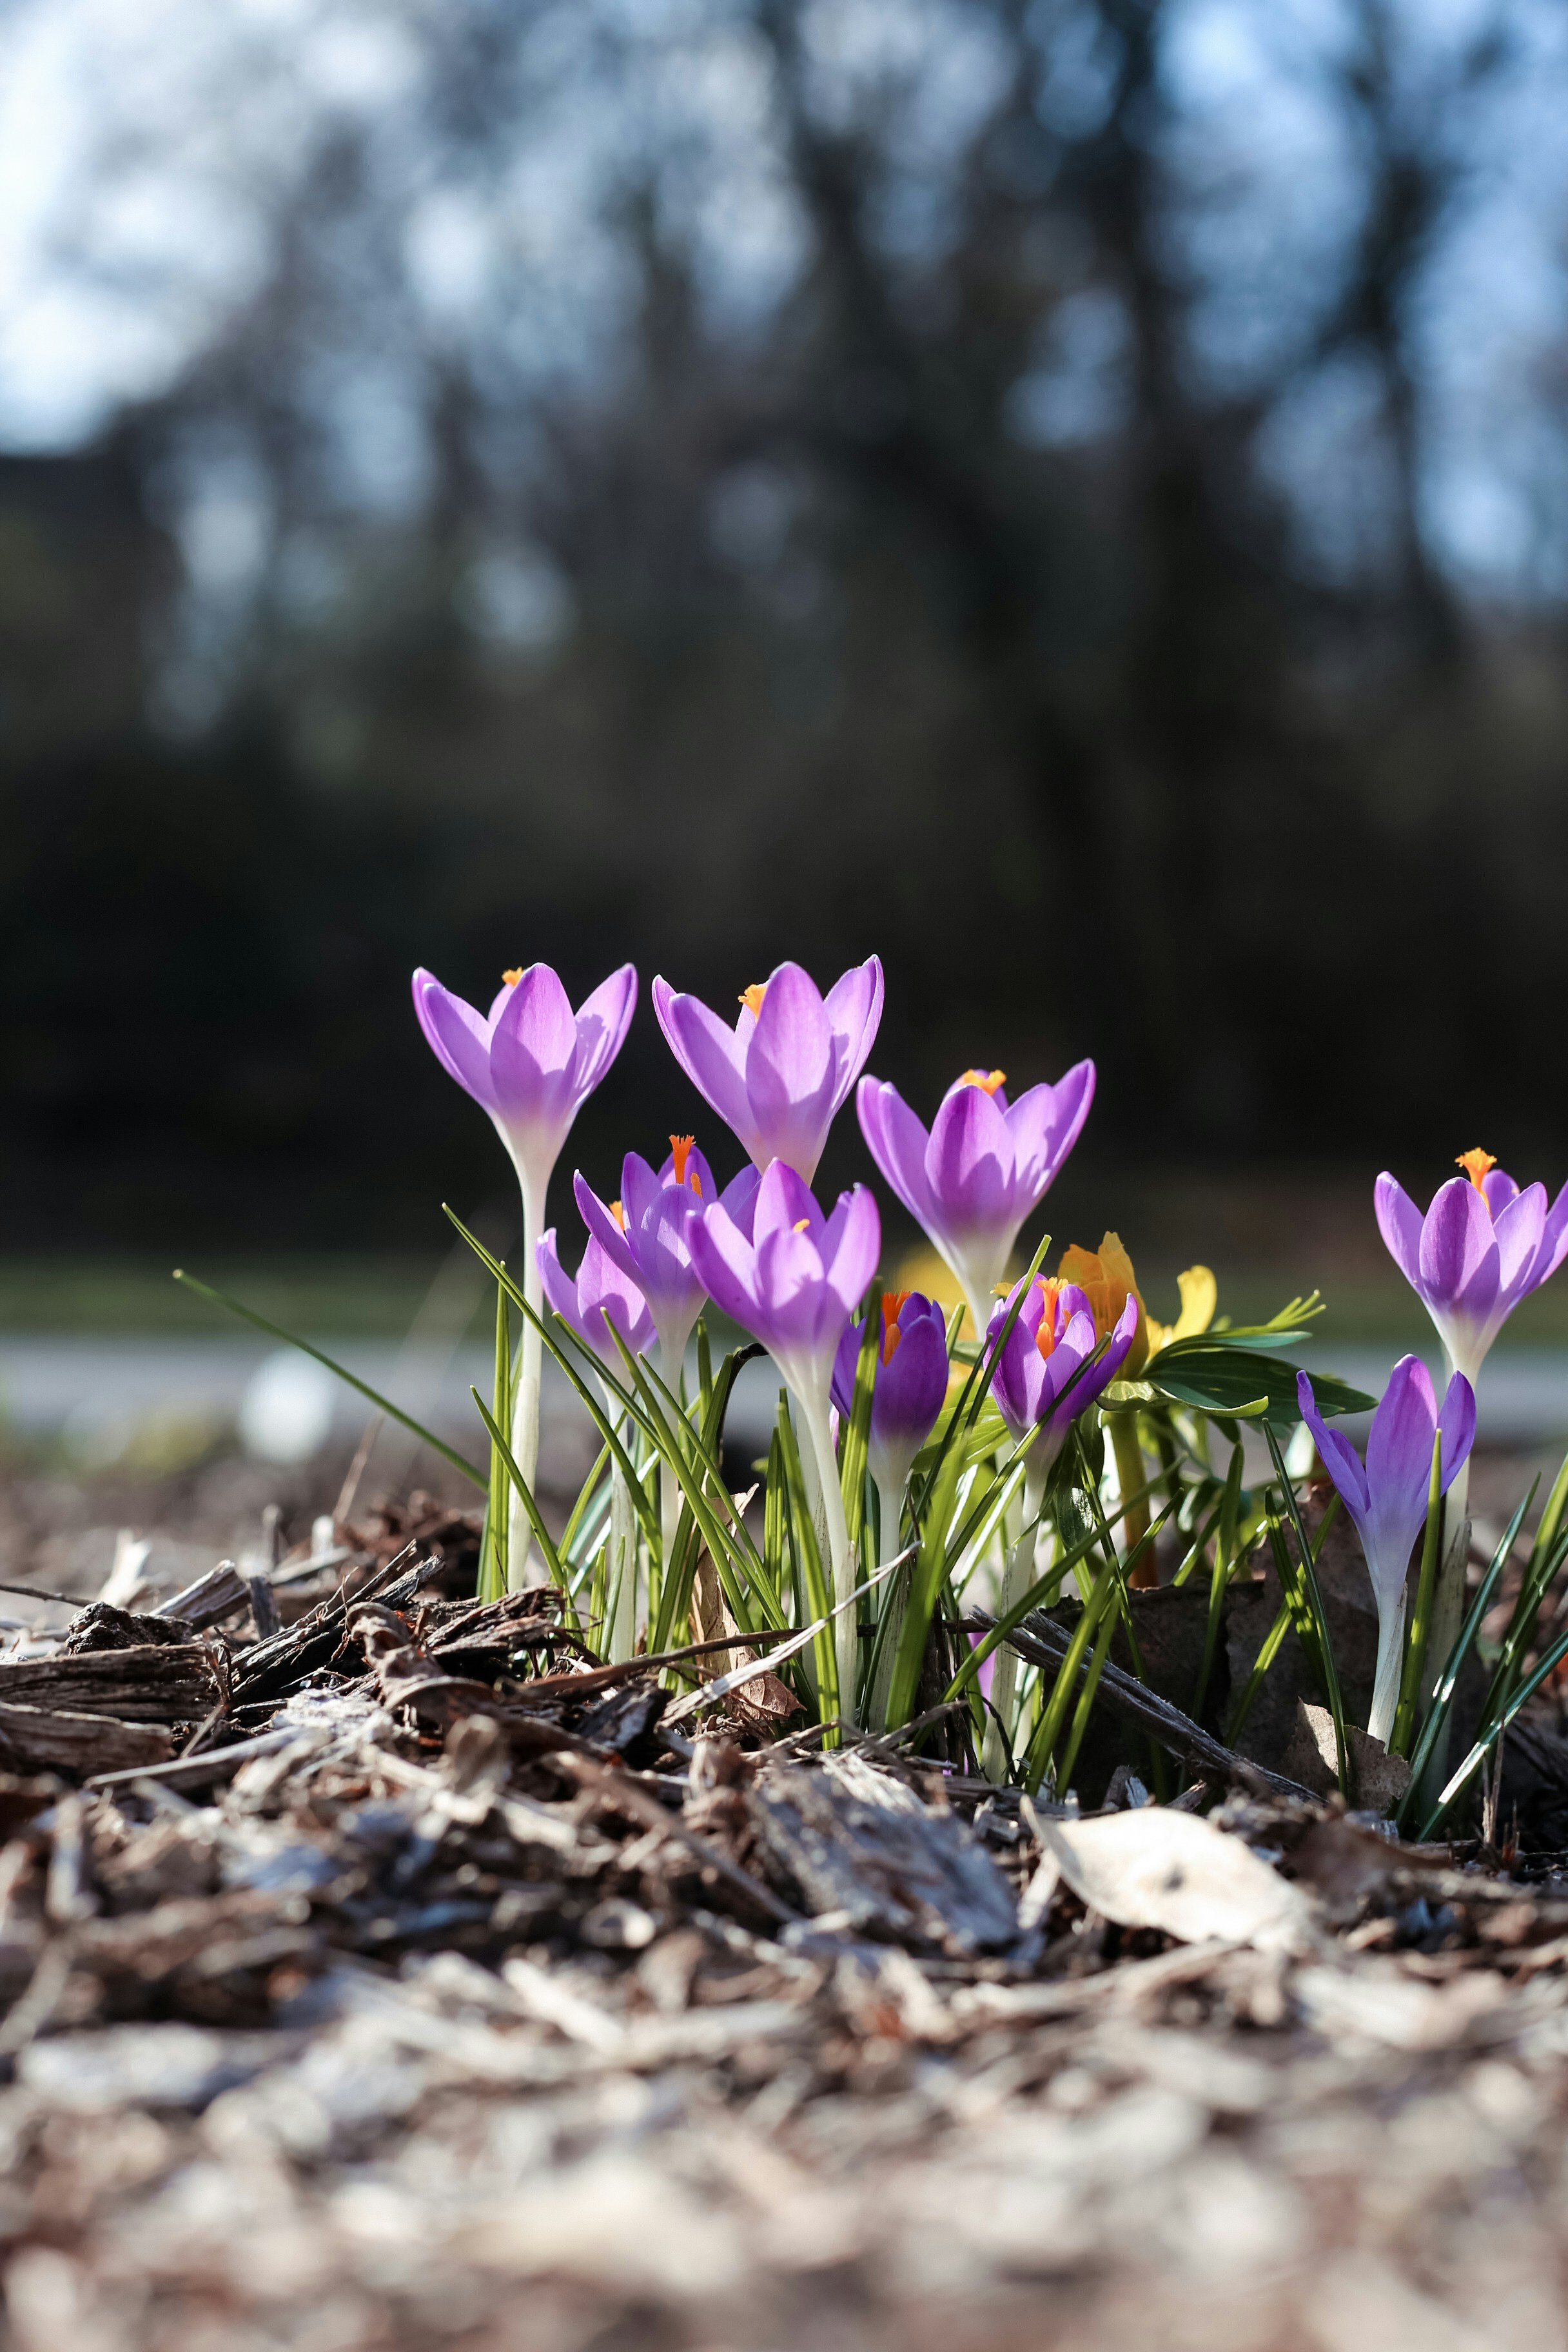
(1, 1499, 1568, 2349)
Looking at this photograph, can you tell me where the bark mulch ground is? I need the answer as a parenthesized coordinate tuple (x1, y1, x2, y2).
(0, 1481, 1565, 2350)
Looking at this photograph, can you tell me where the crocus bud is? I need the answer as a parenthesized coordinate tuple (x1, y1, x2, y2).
(987, 1275, 1139, 1467)
(1298, 1359, 1475, 1745)
(830, 1291, 950, 1502)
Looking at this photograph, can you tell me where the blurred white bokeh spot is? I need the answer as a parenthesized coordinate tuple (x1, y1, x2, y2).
(238, 1349, 338, 1464)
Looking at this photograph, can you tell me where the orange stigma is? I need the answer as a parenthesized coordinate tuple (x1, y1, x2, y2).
(740, 983, 768, 1020)
(880, 1291, 911, 1366)
(669, 1134, 700, 1195)
(502, 967, 524, 986)
(959, 1068, 1006, 1095)
(1034, 1277, 1065, 1363)
(609, 1200, 628, 1231)
(1456, 1147, 1497, 1195)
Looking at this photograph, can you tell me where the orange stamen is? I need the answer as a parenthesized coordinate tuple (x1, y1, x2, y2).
(1456, 1147, 1497, 1196)
(880, 1291, 912, 1366)
(740, 983, 768, 1020)
(1034, 1277, 1065, 1363)
(502, 967, 524, 986)
(669, 1134, 700, 1195)
(959, 1068, 1006, 1095)
(792, 1216, 812, 1235)
(610, 1200, 628, 1231)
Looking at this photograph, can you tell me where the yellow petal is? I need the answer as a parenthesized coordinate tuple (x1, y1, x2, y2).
(1143, 1264, 1217, 1360)
(1057, 1231, 1148, 1378)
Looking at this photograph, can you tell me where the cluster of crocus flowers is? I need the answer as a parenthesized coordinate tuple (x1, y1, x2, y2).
(857, 1059, 1095, 1337)
(1298, 1360, 1475, 1746)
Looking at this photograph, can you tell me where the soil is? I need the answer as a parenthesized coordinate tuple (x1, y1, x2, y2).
(0, 1447, 1565, 2352)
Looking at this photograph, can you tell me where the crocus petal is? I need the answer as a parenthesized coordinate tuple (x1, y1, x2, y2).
(1534, 1182, 1568, 1288)
(718, 1162, 763, 1239)
(1492, 1182, 1547, 1309)
(1364, 1354, 1438, 1515)
(856, 1079, 942, 1234)
(571, 964, 638, 1094)
(1004, 1060, 1095, 1197)
(1297, 1371, 1369, 1521)
(752, 1159, 819, 1247)
(1482, 1167, 1521, 1217)
(412, 972, 500, 1113)
(618, 1153, 664, 1234)
(822, 955, 885, 1109)
(745, 963, 836, 1177)
(1373, 1175, 1425, 1292)
(685, 1206, 763, 1333)
(535, 1230, 578, 1326)
(652, 977, 756, 1150)
(1437, 1372, 1476, 1491)
(493, 963, 577, 1082)
(573, 1172, 642, 1290)
(821, 1184, 881, 1320)
(925, 1083, 1017, 1242)
(1419, 1179, 1502, 1362)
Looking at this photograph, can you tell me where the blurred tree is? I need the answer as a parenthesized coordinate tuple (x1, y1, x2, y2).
(2, 0, 1567, 1247)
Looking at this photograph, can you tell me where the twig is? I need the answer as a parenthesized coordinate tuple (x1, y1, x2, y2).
(965, 1605, 1316, 1803)
(0, 1580, 97, 1611)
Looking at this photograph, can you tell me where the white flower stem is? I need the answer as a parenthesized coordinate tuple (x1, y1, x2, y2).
(1368, 1583, 1408, 1747)
(982, 1456, 1049, 1783)
(799, 1390, 858, 1729)
(509, 1171, 545, 1591)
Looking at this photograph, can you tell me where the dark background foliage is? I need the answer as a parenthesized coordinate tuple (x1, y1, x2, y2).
(3, 0, 1567, 1257)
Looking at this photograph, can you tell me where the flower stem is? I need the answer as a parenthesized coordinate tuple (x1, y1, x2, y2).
(982, 1458, 1048, 1782)
(1368, 1585, 1407, 1747)
(510, 1172, 545, 1590)
(801, 1391, 858, 1727)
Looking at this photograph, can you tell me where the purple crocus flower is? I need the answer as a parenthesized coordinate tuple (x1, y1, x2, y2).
(830, 1291, 950, 1543)
(573, 1136, 760, 1377)
(652, 957, 883, 1181)
(413, 961, 637, 1217)
(412, 959, 636, 1588)
(1298, 1360, 1475, 1746)
(687, 1159, 880, 1716)
(1376, 1150, 1568, 1387)
(986, 1275, 1139, 1465)
(856, 1061, 1095, 1336)
(536, 1230, 656, 1378)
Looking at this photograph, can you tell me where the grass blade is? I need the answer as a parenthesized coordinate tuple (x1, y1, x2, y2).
(173, 1268, 485, 1487)
(1396, 1478, 1536, 1832)
(470, 1389, 565, 1586)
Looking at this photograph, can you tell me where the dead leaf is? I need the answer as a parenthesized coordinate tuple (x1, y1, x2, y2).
(1037, 1806, 1314, 1952)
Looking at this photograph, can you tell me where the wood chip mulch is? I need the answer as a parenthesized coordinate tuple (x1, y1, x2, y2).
(0, 1504, 1566, 2351)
